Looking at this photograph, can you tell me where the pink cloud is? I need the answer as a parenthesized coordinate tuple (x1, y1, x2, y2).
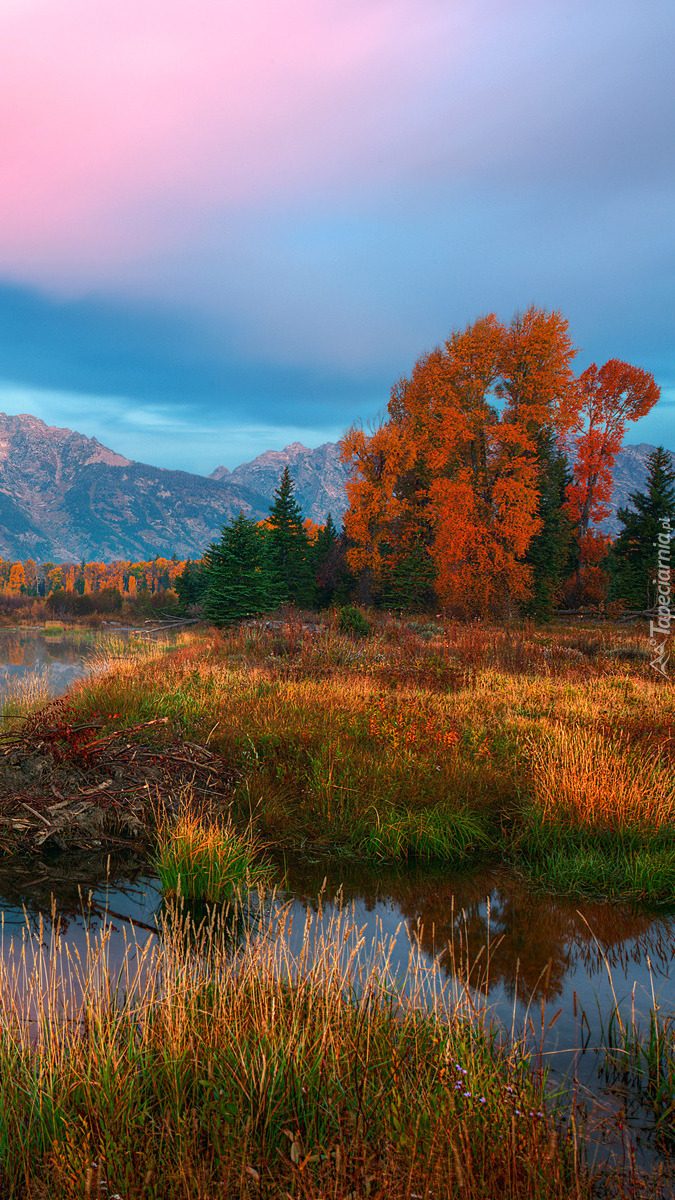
(0, 0, 461, 277)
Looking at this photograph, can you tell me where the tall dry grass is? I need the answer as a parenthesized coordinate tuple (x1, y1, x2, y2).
(1, 666, 53, 728)
(0, 899, 590, 1199)
(529, 726, 675, 830)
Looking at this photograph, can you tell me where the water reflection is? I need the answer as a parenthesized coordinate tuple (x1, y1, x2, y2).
(0, 816, 673, 1165)
(281, 854, 675, 1004)
(2, 850, 671, 1026)
(0, 626, 121, 699)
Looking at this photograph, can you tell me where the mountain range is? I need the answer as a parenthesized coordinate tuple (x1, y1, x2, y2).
(0, 413, 667, 562)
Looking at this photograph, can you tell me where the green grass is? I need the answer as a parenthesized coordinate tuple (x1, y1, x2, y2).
(515, 810, 675, 903)
(0, 900, 592, 1199)
(154, 808, 270, 903)
(352, 805, 492, 862)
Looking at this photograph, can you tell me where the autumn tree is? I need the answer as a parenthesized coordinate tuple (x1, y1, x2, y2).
(342, 307, 578, 616)
(567, 360, 660, 539)
(7, 563, 26, 593)
(565, 359, 660, 601)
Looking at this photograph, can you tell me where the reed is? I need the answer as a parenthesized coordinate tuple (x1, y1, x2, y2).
(0, 899, 590, 1199)
(154, 807, 270, 903)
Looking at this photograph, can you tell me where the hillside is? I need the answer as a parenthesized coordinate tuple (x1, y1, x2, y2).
(0, 414, 271, 561)
(0, 413, 667, 560)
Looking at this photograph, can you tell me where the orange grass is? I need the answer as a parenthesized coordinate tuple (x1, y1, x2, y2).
(529, 726, 675, 830)
(0, 897, 593, 1199)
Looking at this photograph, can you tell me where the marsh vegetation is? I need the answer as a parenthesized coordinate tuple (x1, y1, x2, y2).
(0, 613, 672, 1196)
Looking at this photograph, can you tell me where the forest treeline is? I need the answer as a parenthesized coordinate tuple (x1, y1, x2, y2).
(0, 306, 671, 624)
(0, 556, 187, 619)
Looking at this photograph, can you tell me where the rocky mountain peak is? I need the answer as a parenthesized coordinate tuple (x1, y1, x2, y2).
(210, 440, 350, 525)
(0, 413, 666, 561)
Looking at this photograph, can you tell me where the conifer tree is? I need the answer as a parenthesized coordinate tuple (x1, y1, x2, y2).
(312, 513, 343, 607)
(175, 559, 209, 613)
(524, 429, 575, 617)
(203, 514, 269, 625)
(610, 447, 675, 610)
(266, 467, 312, 606)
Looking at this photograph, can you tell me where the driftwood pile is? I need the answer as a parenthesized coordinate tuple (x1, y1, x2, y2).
(0, 703, 236, 854)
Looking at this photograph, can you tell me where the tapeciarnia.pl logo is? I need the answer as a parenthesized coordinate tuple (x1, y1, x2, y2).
(650, 516, 672, 679)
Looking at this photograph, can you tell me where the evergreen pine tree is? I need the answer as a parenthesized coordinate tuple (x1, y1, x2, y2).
(312, 513, 342, 607)
(175, 559, 210, 613)
(203, 514, 269, 625)
(610, 447, 675, 610)
(524, 429, 576, 617)
(266, 467, 312, 606)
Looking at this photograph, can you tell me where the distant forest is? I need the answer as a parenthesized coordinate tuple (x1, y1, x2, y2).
(1, 308, 673, 624)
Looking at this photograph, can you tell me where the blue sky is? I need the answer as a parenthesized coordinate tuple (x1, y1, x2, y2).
(0, 0, 672, 473)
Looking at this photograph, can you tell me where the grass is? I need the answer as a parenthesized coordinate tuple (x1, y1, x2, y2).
(0, 666, 53, 726)
(154, 803, 270, 903)
(528, 725, 675, 829)
(25, 612, 675, 903)
(601, 1002, 675, 1155)
(0, 897, 592, 1199)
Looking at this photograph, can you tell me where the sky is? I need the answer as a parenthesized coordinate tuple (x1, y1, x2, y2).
(0, 0, 672, 474)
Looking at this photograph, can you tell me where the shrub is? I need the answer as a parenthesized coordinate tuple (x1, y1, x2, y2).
(337, 604, 371, 637)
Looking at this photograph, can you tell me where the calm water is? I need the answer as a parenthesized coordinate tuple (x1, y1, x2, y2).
(0, 624, 130, 698)
(0, 850, 673, 1166)
(0, 629, 673, 1169)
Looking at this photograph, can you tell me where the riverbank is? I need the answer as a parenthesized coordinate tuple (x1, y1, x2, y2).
(3, 613, 672, 904)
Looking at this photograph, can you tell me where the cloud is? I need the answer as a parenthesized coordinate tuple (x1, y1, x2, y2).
(0, 0, 671, 282)
(0, 0, 672, 464)
(0, 380, 349, 473)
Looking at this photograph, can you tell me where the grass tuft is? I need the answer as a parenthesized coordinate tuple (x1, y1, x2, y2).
(154, 806, 271, 903)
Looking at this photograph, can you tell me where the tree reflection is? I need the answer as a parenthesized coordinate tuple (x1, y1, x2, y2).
(281, 855, 674, 1003)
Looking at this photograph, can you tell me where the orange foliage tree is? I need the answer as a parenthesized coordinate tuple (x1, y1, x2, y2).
(565, 359, 660, 599)
(566, 359, 660, 537)
(342, 307, 578, 615)
(7, 562, 26, 593)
